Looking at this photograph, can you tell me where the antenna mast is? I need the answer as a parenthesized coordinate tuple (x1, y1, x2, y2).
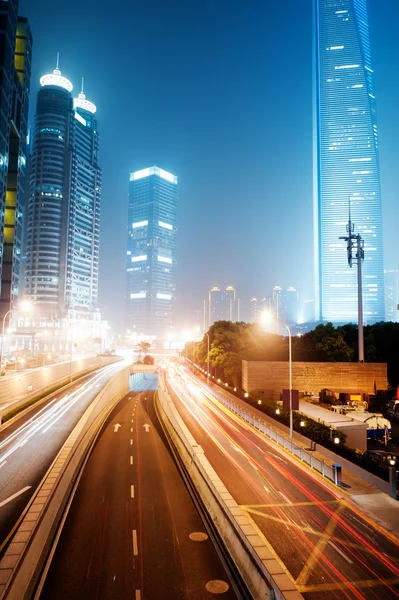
(339, 200, 364, 362)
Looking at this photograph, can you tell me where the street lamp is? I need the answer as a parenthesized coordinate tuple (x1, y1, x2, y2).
(0, 300, 33, 376)
(261, 311, 293, 443)
(204, 331, 210, 387)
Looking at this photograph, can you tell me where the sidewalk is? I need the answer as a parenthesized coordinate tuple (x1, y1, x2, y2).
(197, 375, 399, 538)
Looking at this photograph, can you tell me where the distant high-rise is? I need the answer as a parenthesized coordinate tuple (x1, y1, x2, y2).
(384, 270, 399, 323)
(314, 0, 384, 324)
(25, 63, 101, 318)
(127, 166, 178, 338)
(0, 1, 32, 319)
(208, 286, 238, 326)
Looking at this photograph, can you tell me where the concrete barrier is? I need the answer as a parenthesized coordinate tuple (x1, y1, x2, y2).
(0, 366, 133, 599)
(156, 375, 303, 600)
(0, 355, 120, 424)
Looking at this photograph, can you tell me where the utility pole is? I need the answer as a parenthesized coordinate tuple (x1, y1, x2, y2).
(339, 204, 364, 362)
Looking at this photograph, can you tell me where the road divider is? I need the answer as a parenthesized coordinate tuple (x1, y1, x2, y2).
(156, 377, 303, 600)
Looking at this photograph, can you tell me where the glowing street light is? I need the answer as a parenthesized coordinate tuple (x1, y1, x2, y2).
(0, 300, 33, 376)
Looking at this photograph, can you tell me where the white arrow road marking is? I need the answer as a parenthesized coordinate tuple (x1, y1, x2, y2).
(143, 424, 150, 432)
(0, 460, 7, 469)
(0, 486, 31, 508)
(113, 424, 121, 432)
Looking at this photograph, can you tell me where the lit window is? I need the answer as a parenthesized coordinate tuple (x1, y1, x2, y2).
(158, 221, 173, 230)
(157, 293, 172, 300)
(132, 220, 148, 228)
(158, 256, 172, 264)
(130, 292, 146, 299)
(131, 255, 147, 262)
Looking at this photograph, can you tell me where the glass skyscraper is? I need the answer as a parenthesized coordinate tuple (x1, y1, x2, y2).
(314, 0, 384, 324)
(0, 0, 32, 319)
(25, 64, 101, 318)
(127, 166, 177, 338)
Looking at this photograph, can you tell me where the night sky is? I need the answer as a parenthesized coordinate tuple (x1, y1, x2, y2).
(19, 0, 399, 331)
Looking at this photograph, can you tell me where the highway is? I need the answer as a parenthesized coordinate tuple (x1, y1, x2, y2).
(165, 366, 399, 600)
(0, 361, 125, 550)
(39, 374, 239, 600)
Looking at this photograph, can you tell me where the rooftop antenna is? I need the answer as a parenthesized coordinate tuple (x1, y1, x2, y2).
(56, 52, 60, 70)
(339, 199, 364, 362)
(81, 77, 84, 95)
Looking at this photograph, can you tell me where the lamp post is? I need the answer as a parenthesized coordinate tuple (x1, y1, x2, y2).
(205, 332, 210, 387)
(0, 301, 33, 376)
(261, 311, 293, 444)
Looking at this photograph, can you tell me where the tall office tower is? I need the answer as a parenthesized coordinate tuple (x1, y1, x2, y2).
(208, 286, 238, 326)
(0, 0, 32, 320)
(25, 65, 101, 318)
(314, 0, 384, 324)
(384, 269, 399, 323)
(127, 166, 178, 338)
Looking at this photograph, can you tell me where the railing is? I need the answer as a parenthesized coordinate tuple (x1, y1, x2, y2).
(201, 382, 338, 485)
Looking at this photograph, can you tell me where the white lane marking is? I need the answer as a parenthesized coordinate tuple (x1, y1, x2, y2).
(0, 460, 7, 469)
(263, 485, 269, 493)
(131, 428, 133, 432)
(135, 591, 141, 600)
(131, 485, 135, 498)
(132, 530, 138, 556)
(279, 491, 292, 504)
(130, 456, 133, 465)
(250, 462, 258, 471)
(265, 450, 287, 463)
(131, 419, 134, 423)
(328, 540, 353, 564)
(130, 439, 133, 445)
(0, 486, 31, 508)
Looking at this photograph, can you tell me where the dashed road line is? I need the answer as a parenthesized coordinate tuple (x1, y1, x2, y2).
(131, 485, 135, 498)
(132, 530, 138, 556)
(135, 591, 141, 600)
(0, 486, 31, 508)
(279, 491, 292, 504)
(130, 456, 133, 465)
(328, 540, 353, 564)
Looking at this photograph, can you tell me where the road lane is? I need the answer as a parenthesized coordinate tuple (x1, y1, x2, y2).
(40, 374, 239, 600)
(0, 361, 126, 549)
(165, 367, 399, 600)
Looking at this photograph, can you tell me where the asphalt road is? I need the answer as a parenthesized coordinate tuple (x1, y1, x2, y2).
(0, 361, 126, 550)
(166, 366, 399, 600)
(39, 374, 238, 600)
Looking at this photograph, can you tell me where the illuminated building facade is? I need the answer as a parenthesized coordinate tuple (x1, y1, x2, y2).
(384, 269, 399, 323)
(0, 0, 32, 319)
(127, 166, 178, 338)
(314, 0, 385, 323)
(208, 286, 239, 325)
(24, 64, 101, 319)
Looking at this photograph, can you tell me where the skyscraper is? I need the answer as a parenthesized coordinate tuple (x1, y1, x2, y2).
(127, 166, 178, 338)
(208, 286, 238, 326)
(384, 269, 399, 323)
(25, 63, 101, 319)
(314, 0, 384, 324)
(0, 0, 32, 319)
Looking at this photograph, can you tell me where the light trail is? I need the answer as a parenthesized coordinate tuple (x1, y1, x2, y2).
(167, 369, 399, 599)
(0, 363, 121, 465)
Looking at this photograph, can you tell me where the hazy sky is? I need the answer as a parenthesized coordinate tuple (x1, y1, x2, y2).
(19, 0, 399, 330)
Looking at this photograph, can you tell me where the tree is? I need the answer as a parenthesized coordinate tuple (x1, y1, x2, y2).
(136, 341, 151, 356)
(143, 354, 155, 365)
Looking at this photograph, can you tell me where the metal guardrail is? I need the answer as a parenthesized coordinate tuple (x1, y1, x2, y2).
(204, 385, 339, 486)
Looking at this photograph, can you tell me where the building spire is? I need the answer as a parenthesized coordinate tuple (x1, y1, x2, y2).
(73, 77, 97, 114)
(40, 53, 73, 92)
